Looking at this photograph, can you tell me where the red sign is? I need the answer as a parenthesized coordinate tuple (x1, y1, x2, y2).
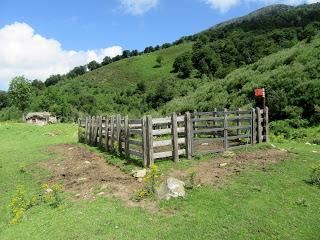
(255, 88, 265, 98)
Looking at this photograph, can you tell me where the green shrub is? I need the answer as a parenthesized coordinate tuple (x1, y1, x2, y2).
(0, 107, 22, 121)
(8, 185, 37, 224)
(133, 165, 160, 201)
(310, 166, 320, 186)
(186, 168, 197, 189)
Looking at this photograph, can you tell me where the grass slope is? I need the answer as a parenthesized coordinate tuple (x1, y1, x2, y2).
(159, 34, 320, 119)
(58, 43, 192, 91)
(0, 123, 319, 239)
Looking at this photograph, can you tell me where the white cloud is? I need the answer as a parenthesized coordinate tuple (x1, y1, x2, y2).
(202, 0, 320, 13)
(202, 0, 240, 12)
(0, 22, 123, 90)
(119, 0, 158, 15)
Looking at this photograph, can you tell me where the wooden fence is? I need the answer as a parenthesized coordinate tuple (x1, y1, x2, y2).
(78, 107, 269, 167)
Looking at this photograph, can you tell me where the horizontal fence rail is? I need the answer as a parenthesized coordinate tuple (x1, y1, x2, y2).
(78, 107, 269, 167)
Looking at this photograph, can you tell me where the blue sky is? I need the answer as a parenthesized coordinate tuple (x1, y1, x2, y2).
(0, 0, 317, 90)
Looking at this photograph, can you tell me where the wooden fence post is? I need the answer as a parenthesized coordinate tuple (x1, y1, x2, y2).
(99, 116, 103, 147)
(146, 115, 154, 166)
(251, 109, 256, 145)
(184, 112, 192, 160)
(142, 116, 148, 167)
(94, 116, 100, 146)
(194, 110, 198, 138)
(105, 116, 109, 151)
(84, 117, 88, 144)
(223, 108, 228, 150)
(264, 107, 269, 142)
(213, 108, 217, 138)
(124, 116, 130, 160)
(171, 112, 179, 163)
(256, 107, 262, 144)
(116, 114, 123, 155)
(110, 116, 115, 152)
(237, 108, 241, 141)
(90, 116, 94, 145)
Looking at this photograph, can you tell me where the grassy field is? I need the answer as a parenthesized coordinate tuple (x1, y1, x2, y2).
(0, 123, 319, 239)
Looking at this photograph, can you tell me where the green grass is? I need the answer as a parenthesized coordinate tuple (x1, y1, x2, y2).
(0, 123, 319, 239)
(58, 43, 192, 92)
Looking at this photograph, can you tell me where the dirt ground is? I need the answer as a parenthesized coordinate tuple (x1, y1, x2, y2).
(169, 148, 290, 186)
(40, 144, 156, 208)
(40, 143, 289, 210)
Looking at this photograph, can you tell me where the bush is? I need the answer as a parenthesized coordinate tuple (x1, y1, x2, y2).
(310, 166, 320, 186)
(0, 106, 22, 121)
(133, 165, 160, 201)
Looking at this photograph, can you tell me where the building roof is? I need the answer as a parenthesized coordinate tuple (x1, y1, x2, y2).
(25, 112, 51, 120)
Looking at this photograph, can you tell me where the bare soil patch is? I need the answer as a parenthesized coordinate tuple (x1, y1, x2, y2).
(169, 148, 290, 186)
(39, 144, 290, 211)
(39, 144, 156, 209)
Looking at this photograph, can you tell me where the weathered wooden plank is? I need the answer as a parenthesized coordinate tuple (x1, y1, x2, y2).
(99, 116, 103, 147)
(185, 112, 193, 160)
(171, 112, 179, 163)
(116, 114, 122, 155)
(193, 128, 225, 134)
(129, 119, 142, 124)
(227, 134, 251, 140)
(193, 137, 224, 143)
(153, 149, 185, 160)
(193, 116, 251, 123)
(251, 109, 256, 145)
(146, 116, 154, 166)
(130, 129, 143, 135)
(129, 124, 142, 129)
(223, 108, 228, 150)
(152, 127, 185, 136)
(194, 110, 251, 116)
(124, 116, 129, 160)
(153, 138, 185, 147)
(264, 107, 269, 142)
(129, 139, 143, 147)
(129, 149, 143, 158)
(110, 116, 115, 151)
(142, 116, 148, 167)
(256, 107, 262, 144)
(105, 116, 109, 151)
(152, 117, 171, 125)
(84, 117, 89, 144)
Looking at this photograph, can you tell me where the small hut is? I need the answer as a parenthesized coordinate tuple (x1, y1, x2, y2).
(25, 112, 57, 126)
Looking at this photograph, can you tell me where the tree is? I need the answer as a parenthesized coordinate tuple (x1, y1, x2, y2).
(8, 76, 33, 111)
(45, 74, 62, 87)
(131, 50, 139, 56)
(66, 66, 87, 78)
(87, 61, 101, 71)
(192, 45, 221, 77)
(173, 52, 193, 78)
(0, 91, 8, 110)
(122, 50, 131, 58)
(102, 56, 112, 65)
(144, 46, 154, 54)
(31, 79, 46, 90)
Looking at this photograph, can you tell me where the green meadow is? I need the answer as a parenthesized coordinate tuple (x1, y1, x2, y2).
(0, 123, 319, 240)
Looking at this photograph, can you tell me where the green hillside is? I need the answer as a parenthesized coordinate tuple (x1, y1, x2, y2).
(159, 34, 320, 124)
(65, 43, 192, 90)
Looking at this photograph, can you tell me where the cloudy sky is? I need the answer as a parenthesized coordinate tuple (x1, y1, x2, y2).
(0, 0, 318, 90)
